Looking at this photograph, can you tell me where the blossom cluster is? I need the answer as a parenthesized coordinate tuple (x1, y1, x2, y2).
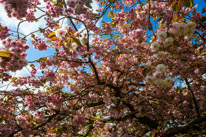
(45, 1, 63, 17)
(12, 76, 42, 88)
(0, 0, 30, 19)
(45, 17, 59, 29)
(66, 0, 89, 15)
(0, 38, 28, 72)
(46, 93, 64, 110)
(147, 22, 196, 87)
(145, 64, 173, 88)
(0, 68, 11, 81)
(15, 114, 32, 135)
(0, 24, 10, 40)
(55, 24, 73, 39)
(169, 22, 196, 40)
(31, 37, 47, 51)
(25, 10, 35, 22)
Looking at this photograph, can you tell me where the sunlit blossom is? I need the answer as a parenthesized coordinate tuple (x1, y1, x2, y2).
(151, 42, 160, 52)
(55, 28, 67, 39)
(156, 64, 166, 73)
(164, 37, 174, 47)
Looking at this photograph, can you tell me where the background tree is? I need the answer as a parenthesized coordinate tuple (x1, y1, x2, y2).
(0, 0, 205, 136)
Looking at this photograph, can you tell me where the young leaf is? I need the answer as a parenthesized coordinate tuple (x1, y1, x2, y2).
(48, 32, 56, 38)
(50, 0, 57, 5)
(0, 50, 10, 58)
(108, 11, 113, 18)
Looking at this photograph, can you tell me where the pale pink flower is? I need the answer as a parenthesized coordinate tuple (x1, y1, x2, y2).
(155, 51, 165, 59)
(164, 37, 174, 47)
(55, 28, 67, 39)
(157, 31, 167, 41)
(156, 64, 166, 73)
(151, 42, 160, 52)
(164, 77, 173, 85)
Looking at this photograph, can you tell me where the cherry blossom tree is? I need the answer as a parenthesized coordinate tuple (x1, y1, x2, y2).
(0, 0, 205, 136)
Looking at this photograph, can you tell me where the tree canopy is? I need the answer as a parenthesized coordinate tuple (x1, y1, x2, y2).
(0, 0, 205, 136)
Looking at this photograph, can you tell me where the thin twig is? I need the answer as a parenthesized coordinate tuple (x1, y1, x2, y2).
(17, 14, 46, 39)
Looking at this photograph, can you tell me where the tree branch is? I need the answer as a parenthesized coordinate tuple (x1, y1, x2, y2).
(185, 78, 200, 118)
(9, 111, 59, 137)
(163, 115, 206, 137)
(89, 58, 100, 83)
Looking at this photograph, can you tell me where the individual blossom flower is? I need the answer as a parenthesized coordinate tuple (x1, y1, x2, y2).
(71, 42, 78, 51)
(164, 77, 173, 85)
(154, 79, 167, 88)
(157, 31, 167, 41)
(155, 51, 165, 59)
(184, 22, 196, 40)
(62, 24, 70, 32)
(145, 75, 154, 83)
(55, 28, 67, 39)
(142, 61, 151, 67)
(156, 64, 166, 73)
(173, 22, 186, 35)
(164, 37, 174, 47)
(153, 71, 163, 79)
(151, 42, 160, 52)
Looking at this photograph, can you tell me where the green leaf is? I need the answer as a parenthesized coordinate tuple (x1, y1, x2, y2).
(36, 57, 47, 62)
(108, 11, 113, 18)
(0, 50, 10, 58)
(50, 0, 57, 5)
(48, 32, 56, 38)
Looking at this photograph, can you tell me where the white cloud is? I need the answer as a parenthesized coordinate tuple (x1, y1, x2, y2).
(0, 0, 47, 37)
(14, 64, 44, 77)
(96, 18, 102, 27)
(19, 0, 47, 36)
(0, 5, 19, 27)
(91, 0, 100, 13)
(0, 65, 43, 91)
(18, 17, 46, 36)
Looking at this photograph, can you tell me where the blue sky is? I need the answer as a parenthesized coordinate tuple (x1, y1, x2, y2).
(194, 0, 206, 12)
